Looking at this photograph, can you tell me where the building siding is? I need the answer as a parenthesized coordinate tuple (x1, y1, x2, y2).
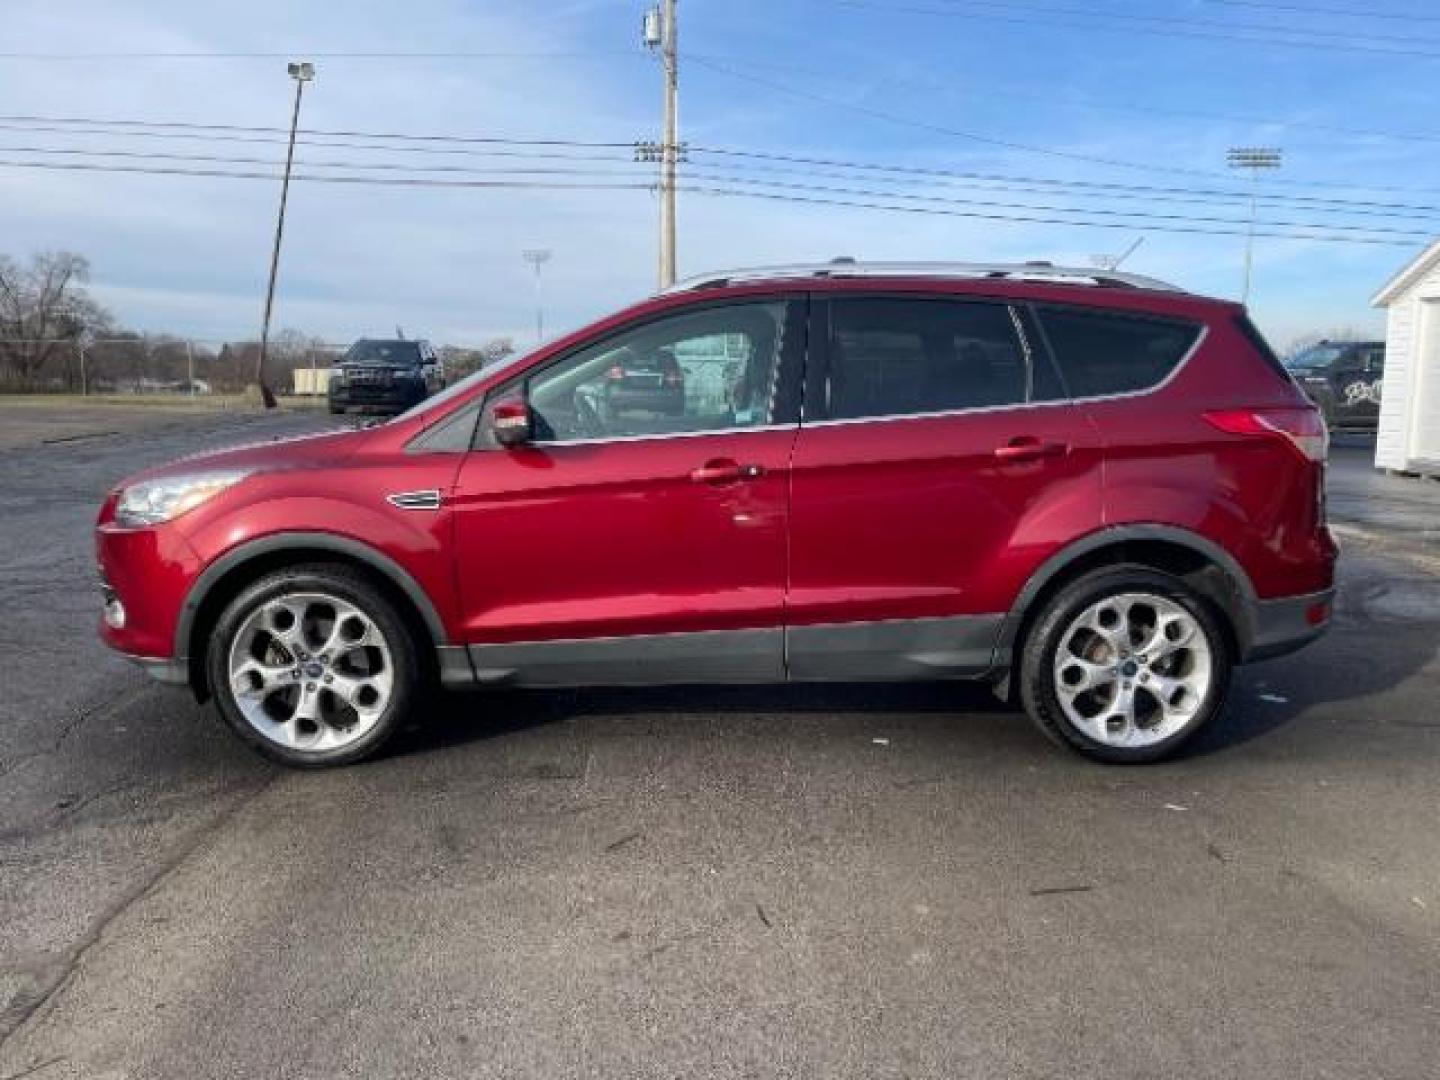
(1377, 255, 1440, 471)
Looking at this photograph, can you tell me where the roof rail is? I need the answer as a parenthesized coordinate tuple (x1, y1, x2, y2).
(662, 260, 1184, 295)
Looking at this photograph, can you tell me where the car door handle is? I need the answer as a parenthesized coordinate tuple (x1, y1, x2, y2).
(690, 459, 764, 485)
(994, 437, 1070, 462)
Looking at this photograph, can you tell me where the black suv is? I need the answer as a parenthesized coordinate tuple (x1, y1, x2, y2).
(329, 339, 445, 415)
(1284, 340, 1385, 433)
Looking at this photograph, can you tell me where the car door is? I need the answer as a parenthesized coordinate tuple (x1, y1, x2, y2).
(450, 297, 804, 686)
(1329, 344, 1383, 430)
(785, 292, 1103, 680)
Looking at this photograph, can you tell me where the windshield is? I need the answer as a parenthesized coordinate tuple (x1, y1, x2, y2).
(387, 346, 536, 424)
(1284, 343, 1345, 373)
(344, 340, 423, 367)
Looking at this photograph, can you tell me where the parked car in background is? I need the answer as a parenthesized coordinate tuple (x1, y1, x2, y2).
(328, 338, 444, 415)
(96, 261, 1336, 769)
(1284, 339, 1385, 432)
(600, 344, 687, 417)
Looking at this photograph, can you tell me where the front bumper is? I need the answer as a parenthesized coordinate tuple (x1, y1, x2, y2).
(119, 652, 189, 685)
(330, 382, 427, 412)
(1245, 587, 1336, 662)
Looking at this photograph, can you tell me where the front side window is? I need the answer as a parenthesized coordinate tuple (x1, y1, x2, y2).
(1037, 307, 1202, 398)
(826, 298, 1036, 421)
(526, 302, 787, 443)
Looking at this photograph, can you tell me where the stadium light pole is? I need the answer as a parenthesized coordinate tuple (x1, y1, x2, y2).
(1227, 147, 1282, 307)
(255, 60, 315, 408)
(522, 249, 552, 343)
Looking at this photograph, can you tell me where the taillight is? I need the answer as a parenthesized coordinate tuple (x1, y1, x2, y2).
(1203, 407, 1329, 463)
(606, 365, 625, 380)
(663, 371, 683, 387)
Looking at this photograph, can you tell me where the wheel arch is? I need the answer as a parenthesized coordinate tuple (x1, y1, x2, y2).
(995, 525, 1257, 673)
(180, 532, 449, 701)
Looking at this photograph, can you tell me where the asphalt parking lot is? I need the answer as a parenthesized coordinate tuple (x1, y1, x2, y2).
(1, 409, 1437, 1079)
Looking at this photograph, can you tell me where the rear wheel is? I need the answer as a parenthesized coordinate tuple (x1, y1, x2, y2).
(207, 565, 420, 767)
(1019, 567, 1232, 763)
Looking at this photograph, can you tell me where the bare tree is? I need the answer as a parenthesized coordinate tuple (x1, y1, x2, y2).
(0, 252, 113, 385)
(438, 337, 515, 379)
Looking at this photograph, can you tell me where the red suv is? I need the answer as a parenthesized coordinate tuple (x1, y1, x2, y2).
(96, 262, 1336, 768)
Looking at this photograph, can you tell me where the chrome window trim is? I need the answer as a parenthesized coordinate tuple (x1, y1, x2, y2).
(527, 422, 798, 450)
(803, 322, 1209, 430)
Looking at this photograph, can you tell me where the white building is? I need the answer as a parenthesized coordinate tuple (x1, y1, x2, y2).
(1372, 241, 1440, 474)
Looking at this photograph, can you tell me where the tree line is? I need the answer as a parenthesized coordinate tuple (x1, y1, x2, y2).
(0, 251, 513, 394)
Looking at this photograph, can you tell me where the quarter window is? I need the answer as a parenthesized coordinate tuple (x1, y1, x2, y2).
(826, 298, 1037, 420)
(1037, 307, 1201, 398)
(525, 302, 787, 443)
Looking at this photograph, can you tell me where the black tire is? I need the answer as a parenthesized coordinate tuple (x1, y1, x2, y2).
(207, 563, 422, 768)
(328, 403, 345, 415)
(1018, 566, 1233, 764)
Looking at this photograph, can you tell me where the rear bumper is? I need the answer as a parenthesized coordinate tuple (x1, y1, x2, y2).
(1244, 587, 1336, 662)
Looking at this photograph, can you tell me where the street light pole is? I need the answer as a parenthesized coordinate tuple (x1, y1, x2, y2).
(522, 249, 552, 344)
(255, 60, 315, 409)
(1226, 147, 1282, 307)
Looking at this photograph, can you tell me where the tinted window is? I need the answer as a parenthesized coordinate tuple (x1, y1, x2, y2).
(1038, 308, 1201, 397)
(344, 340, 423, 367)
(827, 298, 1032, 420)
(525, 301, 787, 443)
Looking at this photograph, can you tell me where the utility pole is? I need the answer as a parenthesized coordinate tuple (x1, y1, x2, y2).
(255, 60, 315, 409)
(644, 1, 679, 288)
(1226, 147, 1282, 307)
(521, 249, 552, 343)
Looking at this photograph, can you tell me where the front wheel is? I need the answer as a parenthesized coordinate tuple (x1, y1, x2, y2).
(207, 564, 421, 767)
(1019, 567, 1232, 764)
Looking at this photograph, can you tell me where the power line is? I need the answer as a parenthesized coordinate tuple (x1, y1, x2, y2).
(0, 50, 634, 60)
(819, 0, 1440, 57)
(7, 114, 1440, 214)
(14, 127, 1440, 219)
(677, 170, 1434, 238)
(687, 145, 1440, 216)
(689, 56, 1440, 198)
(0, 155, 1422, 244)
(11, 109, 1440, 206)
(684, 185, 1422, 245)
(688, 54, 1238, 182)
(695, 51, 1440, 148)
(0, 144, 649, 178)
(0, 157, 652, 191)
(1204, 0, 1440, 21)
(18, 137, 1440, 228)
(845, 0, 1438, 46)
(0, 113, 635, 149)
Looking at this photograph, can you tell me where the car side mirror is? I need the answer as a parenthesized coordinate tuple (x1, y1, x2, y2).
(489, 396, 533, 447)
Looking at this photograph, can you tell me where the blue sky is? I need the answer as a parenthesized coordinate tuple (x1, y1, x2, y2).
(3, 0, 1437, 350)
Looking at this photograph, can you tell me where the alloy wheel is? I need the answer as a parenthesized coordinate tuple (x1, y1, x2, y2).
(226, 590, 395, 752)
(1051, 592, 1214, 747)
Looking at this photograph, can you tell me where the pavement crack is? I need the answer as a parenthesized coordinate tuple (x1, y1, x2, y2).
(0, 773, 278, 1050)
(0, 1056, 65, 1080)
(0, 683, 152, 783)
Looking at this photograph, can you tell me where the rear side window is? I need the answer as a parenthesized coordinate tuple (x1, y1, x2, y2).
(826, 298, 1035, 420)
(1036, 307, 1201, 398)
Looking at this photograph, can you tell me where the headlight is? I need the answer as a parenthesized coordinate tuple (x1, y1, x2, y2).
(330, 368, 346, 384)
(115, 469, 254, 527)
